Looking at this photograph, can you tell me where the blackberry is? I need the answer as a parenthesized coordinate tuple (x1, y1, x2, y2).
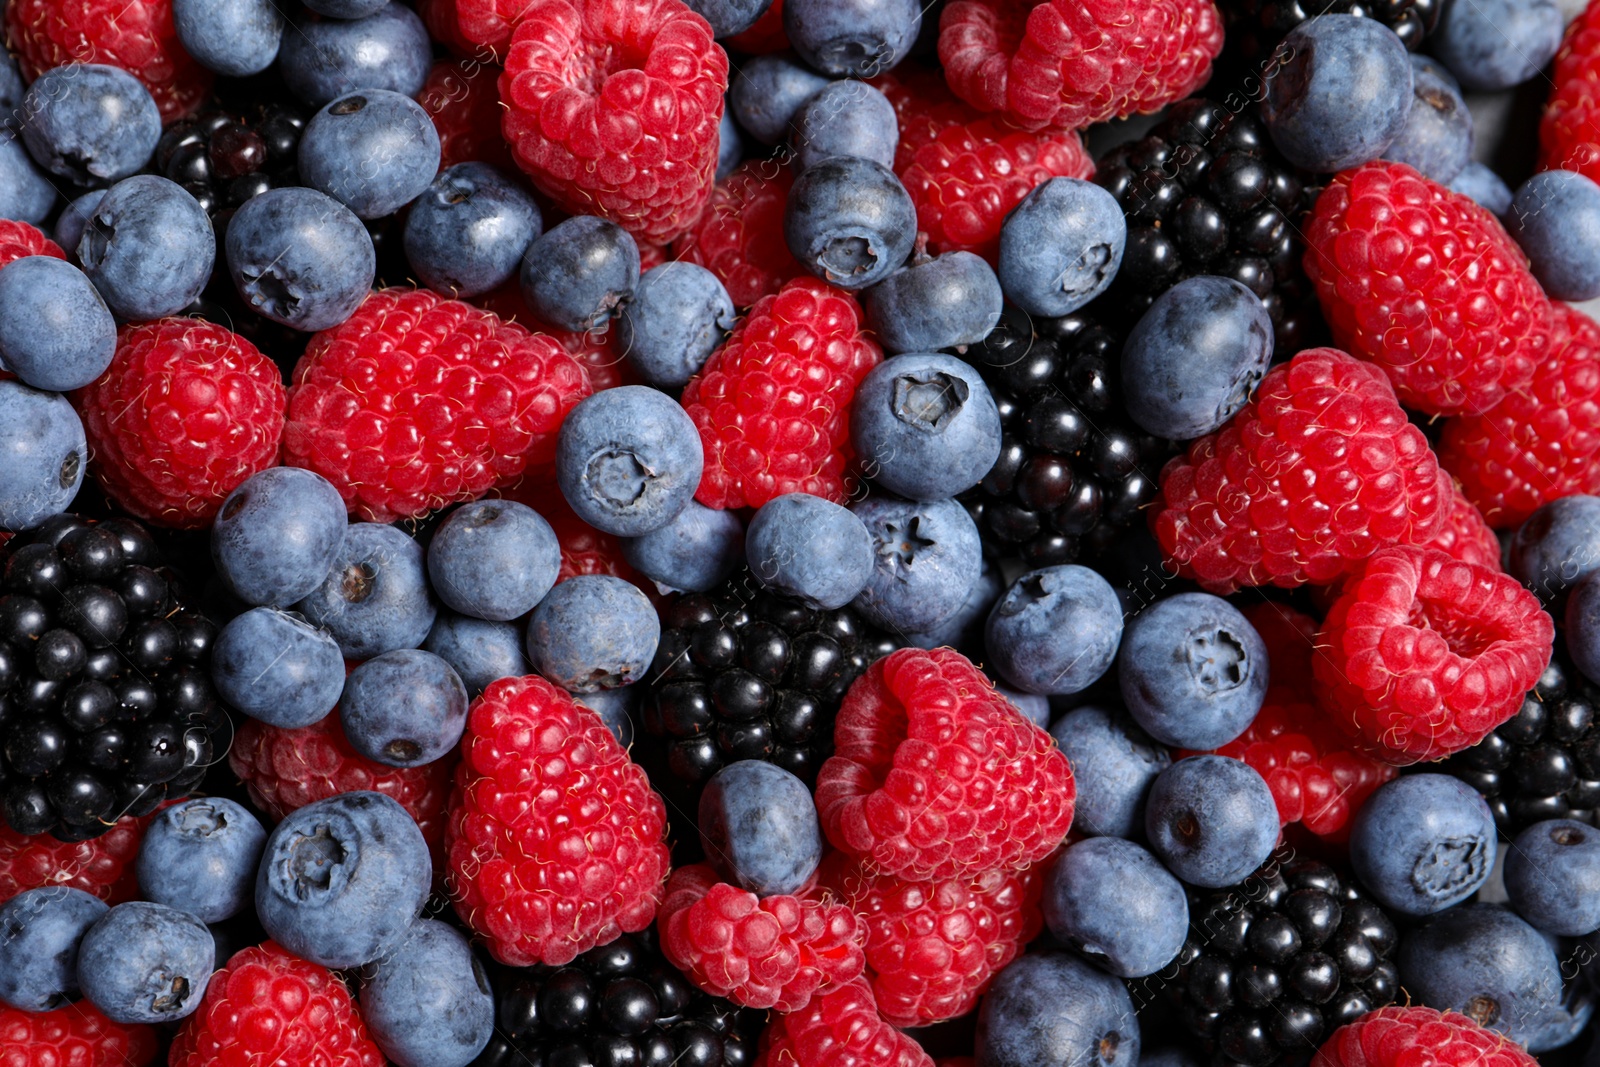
(1163, 858, 1400, 1067)
(1219, 0, 1442, 73)
(0, 514, 232, 842)
(154, 100, 306, 219)
(471, 929, 761, 1067)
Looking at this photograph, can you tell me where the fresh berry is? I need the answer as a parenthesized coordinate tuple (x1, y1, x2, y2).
(0, 813, 148, 904)
(276, 3, 433, 109)
(622, 499, 745, 593)
(790, 80, 899, 174)
(555, 385, 703, 537)
(1145, 755, 1279, 888)
(699, 760, 823, 897)
(0, 255, 116, 393)
(295, 521, 436, 660)
(864, 251, 1004, 356)
(0, 886, 107, 1011)
(1423, 483, 1505, 569)
(997, 178, 1124, 319)
(746, 493, 874, 611)
(976, 949, 1134, 1067)
(1041, 836, 1186, 979)
(19, 64, 162, 187)
(725, 0, 786, 51)
(1385, 55, 1473, 184)
(1218, 0, 1442, 72)
(1313, 1006, 1539, 1067)
(408, 164, 542, 302)
(1508, 494, 1600, 604)
(0, 219, 64, 268)
(1119, 592, 1268, 750)
(755, 977, 933, 1067)
(783, 0, 921, 77)
(418, 60, 515, 171)
(154, 103, 308, 219)
(358, 919, 495, 1067)
(298, 89, 441, 221)
(1048, 705, 1171, 840)
(76, 899, 214, 1023)
(522, 216, 640, 333)
(1542, 0, 1600, 179)
(1506, 170, 1600, 303)
(340, 648, 469, 768)
(1431, 0, 1561, 92)
(1501, 818, 1600, 935)
(784, 156, 917, 291)
(0, 1001, 158, 1066)
(851, 352, 1002, 502)
(617, 262, 737, 389)
(526, 574, 660, 690)
(849, 496, 984, 635)
(727, 52, 829, 147)
(671, 161, 805, 308)
(134, 797, 264, 925)
(223, 187, 377, 333)
(429, 498, 560, 622)
(985, 564, 1123, 696)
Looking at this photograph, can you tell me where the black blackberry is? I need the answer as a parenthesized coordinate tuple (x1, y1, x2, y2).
(0, 514, 232, 842)
(1219, 0, 1443, 73)
(470, 929, 762, 1067)
(154, 101, 307, 219)
(1093, 98, 1324, 356)
(1164, 858, 1400, 1067)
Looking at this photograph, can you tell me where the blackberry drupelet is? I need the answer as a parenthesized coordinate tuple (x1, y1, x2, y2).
(154, 100, 306, 218)
(471, 929, 762, 1067)
(0, 514, 233, 842)
(1165, 859, 1400, 1067)
(1220, 0, 1443, 72)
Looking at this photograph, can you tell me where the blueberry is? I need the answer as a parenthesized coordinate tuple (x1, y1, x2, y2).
(1510, 495, 1600, 605)
(1260, 16, 1413, 173)
(1383, 55, 1472, 183)
(717, 106, 742, 178)
(53, 190, 106, 256)
(212, 607, 346, 728)
(1049, 704, 1170, 840)
(256, 791, 431, 969)
(304, 0, 389, 16)
(225, 186, 376, 331)
(621, 500, 745, 593)
(903, 561, 1002, 652)
(423, 612, 529, 698)
(19, 64, 160, 184)
(520, 215, 640, 332)
(616, 262, 736, 388)
(76, 901, 214, 1024)
(361, 919, 495, 1067)
(699, 760, 822, 896)
(783, 0, 920, 77)
(849, 495, 982, 633)
(986, 565, 1122, 696)
(0, 48, 22, 120)
(172, 0, 283, 77)
(1527, 1004, 1595, 1054)
(1450, 162, 1515, 218)
(0, 256, 116, 391)
(526, 575, 660, 692)
(728, 52, 829, 146)
(1042, 836, 1188, 978)
(1144, 755, 1278, 888)
(745, 492, 874, 610)
(403, 163, 541, 299)
(574, 685, 636, 748)
(295, 522, 438, 659)
(683, 0, 771, 37)
(850, 352, 1002, 500)
(428, 500, 560, 622)
(299, 90, 441, 220)
(0, 887, 106, 1011)
(212, 466, 349, 607)
(555, 385, 703, 537)
(997, 178, 1127, 317)
(135, 798, 268, 924)
(78, 175, 215, 320)
(1118, 593, 1268, 750)
(341, 649, 469, 767)
(976, 950, 1140, 1067)
(0, 381, 86, 531)
(1503, 820, 1600, 936)
(0, 135, 56, 224)
(784, 154, 916, 290)
(1432, 0, 1561, 91)
(278, 1, 433, 108)
(791, 79, 898, 172)
(1349, 773, 1497, 916)
(865, 251, 1004, 355)
(1507, 170, 1600, 302)
(1566, 572, 1600, 685)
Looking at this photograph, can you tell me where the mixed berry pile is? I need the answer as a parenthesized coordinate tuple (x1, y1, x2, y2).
(5, 0, 1600, 1065)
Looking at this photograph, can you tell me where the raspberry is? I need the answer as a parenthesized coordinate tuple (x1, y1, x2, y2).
(1541, 1, 1600, 180)
(937, 0, 1223, 132)
(871, 66, 978, 173)
(0, 1003, 158, 1067)
(1439, 303, 1600, 529)
(1241, 602, 1318, 691)
(819, 853, 1043, 1028)
(754, 978, 933, 1067)
(1152, 347, 1453, 592)
(499, 0, 729, 244)
(168, 941, 384, 1067)
(72, 319, 285, 530)
(419, 60, 516, 171)
(447, 0, 537, 54)
(724, 0, 786, 53)
(0, 814, 147, 905)
(1313, 1007, 1539, 1067)
(416, 0, 479, 54)
(283, 288, 591, 523)
(0, 219, 64, 269)
(670, 161, 804, 308)
(470, 284, 637, 394)
(659, 863, 866, 1012)
(815, 647, 1075, 881)
(445, 675, 670, 967)
(1303, 161, 1553, 416)
(681, 277, 881, 510)
(4, 0, 212, 121)
(1421, 483, 1504, 570)
(1312, 546, 1555, 766)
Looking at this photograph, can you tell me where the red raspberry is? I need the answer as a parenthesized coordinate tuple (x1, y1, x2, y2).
(416, 0, 480, 55)
(871, 66, 978, 173)
(445, 675, 670, 967)
(283, 288, 591, 523)
(168, 941, 384, 1067)
(473, 282, 639, 393)
(445, 0, 536, 54)
(1303, 161, 1553, 416)
(754, 978, 933, 1067)
(0, 814, 147, 905)
(682, 277, 881, 510)
(819, 853, 1043, 1028)
(1313, 1006, 1539, 1067)
(72, 319, 285, 530)
(499, 0, 729, 244)
(724, 0, 786, 53)
(4, 0, 212, 121)
(815, 647, 1075, 882)
(1241, 602, 1317, 690)
(1541, 1, 1600, 180)
(1439, 303, 1600, 529)
(419, 60, 516, 172)
(671, 161, 804, 308)
(659, 863, 866, 1012)
(1422, 484, 1503, 570)
(0, 219, 64, 269)
(1312, 546, 1554, 766)
(937, 0, 1223, 132)
(1152, 347, 1453, 593)
(0, 1003, 158, 1067)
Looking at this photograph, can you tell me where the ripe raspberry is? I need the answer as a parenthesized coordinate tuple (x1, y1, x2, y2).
(815, 647, 1075, 881)
(871, 66, 978, 173)
(659, 863, 866, 1012)
(4, 0, 212, 121)
(419, 60, 515, 171)
(724, 0, 786, 53)
(1422, 484, 1503, 570)
(0, 1003, 158, 1067)
(0, 813, 147, 905)
(499, 0, 729, 244)
(1152, 347, 1453, 592)
(1313, 546, 1554, 766)
(283, 287, 591, 522)
(72, 319, 285, 530)
(754, 978, 933, 1067)
(168, 941, 384, 1067)
(445, 674, 670, 967)
(1241, 602, 1317, 691)
(0, 219, 64, 269)
(682, 277, 881, 510)
(937, 0, 1223, 132)
(477, 282, 639, 393)
(1541, 1, 1600, 180)
(446, 0, 536, 54)
(416, 0, 479, 54)
(819, 853, 1043, 1028)
(671, 161, 804, 308)
(1303, 161, 1553, 416)
(1313, 1006, 1539, 1067)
